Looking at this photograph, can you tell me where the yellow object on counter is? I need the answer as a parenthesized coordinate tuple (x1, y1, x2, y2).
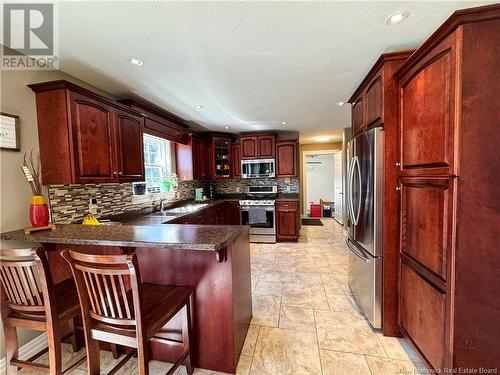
(82, 213, 100, 225)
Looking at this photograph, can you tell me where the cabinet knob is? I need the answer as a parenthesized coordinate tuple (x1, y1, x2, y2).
(395, 162, 401, 167)
(113, 171, 118, 176)
(118, 171, 123, 176)
(395, 187, 401, 192)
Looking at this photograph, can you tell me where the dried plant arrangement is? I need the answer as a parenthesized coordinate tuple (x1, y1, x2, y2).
(21, 150, 43, 196)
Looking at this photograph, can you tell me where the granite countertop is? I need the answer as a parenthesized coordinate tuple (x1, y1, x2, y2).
(1, 224, 248, 251)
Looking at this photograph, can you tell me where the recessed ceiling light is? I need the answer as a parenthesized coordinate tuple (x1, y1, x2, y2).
(337, 101, 345, 106)
(128, 57, 143, 66)
(224, 126, 230, 130)
(194, 104, 204, 109)
(281, 121, 288, 125)
(314, 136, 331, 143)
(385, 10, 409, 25)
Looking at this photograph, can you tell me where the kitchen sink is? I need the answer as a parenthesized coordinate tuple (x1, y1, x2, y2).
(152, 203, 210, 216)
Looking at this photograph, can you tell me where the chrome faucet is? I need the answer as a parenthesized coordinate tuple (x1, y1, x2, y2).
(159, 197, 168, 211)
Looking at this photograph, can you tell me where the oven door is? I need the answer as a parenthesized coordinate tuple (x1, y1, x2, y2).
(241, 159, 275, 178)
(240, 206, 275, 234)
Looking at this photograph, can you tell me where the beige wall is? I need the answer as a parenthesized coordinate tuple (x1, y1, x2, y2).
(298, 142, 342, 215)
(0, 67, 114, 356)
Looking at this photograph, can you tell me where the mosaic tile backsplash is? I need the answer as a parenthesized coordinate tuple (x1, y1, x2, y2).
(48, 180, 204, 224)
(48, 177, 298, 224)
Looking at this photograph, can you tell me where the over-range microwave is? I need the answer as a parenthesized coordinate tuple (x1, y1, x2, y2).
(241, 159, 275, 179)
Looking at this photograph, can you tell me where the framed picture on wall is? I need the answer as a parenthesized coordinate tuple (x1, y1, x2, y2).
(0, 112, 20, 151)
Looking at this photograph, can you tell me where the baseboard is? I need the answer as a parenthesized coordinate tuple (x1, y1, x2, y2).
(0, 332, 48, 373)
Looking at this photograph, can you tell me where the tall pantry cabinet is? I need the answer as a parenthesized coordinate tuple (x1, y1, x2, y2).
(395, 5, 500, 371)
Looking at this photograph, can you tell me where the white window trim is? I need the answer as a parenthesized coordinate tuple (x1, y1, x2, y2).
(143, 133, 175, 194)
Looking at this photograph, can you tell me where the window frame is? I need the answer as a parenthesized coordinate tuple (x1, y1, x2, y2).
(143, 133, 174, 193)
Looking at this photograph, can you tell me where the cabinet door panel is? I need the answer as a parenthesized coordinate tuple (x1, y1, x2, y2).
(365, 76, 383, 128)
(277, 209, 297, 238)
(400, 43, 455, 173)
(276, 141, 296, 177)
(70, 93, 115, 182)
(257, 136, 275, 158)
(351, 96, 364, 135)
(400, 263, 446, 370)
(115, 110, 144, 181)
(232, 145, 241, 178)
(241, 137, 257, 159)
(400, 178, 453, 279)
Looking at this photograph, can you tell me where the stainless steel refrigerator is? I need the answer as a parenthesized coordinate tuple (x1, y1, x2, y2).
(345, 127, 384, 329)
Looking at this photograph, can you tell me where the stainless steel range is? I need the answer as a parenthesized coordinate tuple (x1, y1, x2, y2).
(240, 186, 277, 243)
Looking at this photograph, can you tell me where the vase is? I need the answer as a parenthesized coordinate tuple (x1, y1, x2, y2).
(29, 195, 49, 227)
(162, 180, 172, 192)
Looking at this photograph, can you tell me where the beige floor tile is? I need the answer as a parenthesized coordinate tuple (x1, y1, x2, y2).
(296, 272, 323, 285)
(365, 356, 426, 375)
(253, 281, 283, 297)
(315, 310, 386, 357)
(279, 305, 315, 332)
(251, 295, 281, 327)
(250, 327, 321, 375)
(321, 273, 350, 294)
(241, 325, 260, 356)
(259, 265, 296, 283)
(326, 293, 362, 314)
(282, 282, 329, 309)
(377, 334, 423, 362)
(236, 355, 253, 375)
(320, 350, 371, 375)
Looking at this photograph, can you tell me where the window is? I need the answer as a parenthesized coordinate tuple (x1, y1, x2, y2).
(143, 134, 175, 193)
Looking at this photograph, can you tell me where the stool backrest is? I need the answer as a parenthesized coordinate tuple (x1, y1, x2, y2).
(62, 250, 143, 328)
(0, 248, 52, 315)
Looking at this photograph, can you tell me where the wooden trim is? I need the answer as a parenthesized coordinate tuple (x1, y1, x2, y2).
(27, 80, 142, 116)
(119, 98, 190, 129)
(395, 3, 500, 78)
(348, 50, 414, 103)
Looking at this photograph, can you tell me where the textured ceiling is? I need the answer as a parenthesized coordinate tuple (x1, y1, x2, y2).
(57, 1, 494, 143)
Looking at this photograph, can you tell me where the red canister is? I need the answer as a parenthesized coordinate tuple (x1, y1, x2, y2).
(29, 195, 49, 227)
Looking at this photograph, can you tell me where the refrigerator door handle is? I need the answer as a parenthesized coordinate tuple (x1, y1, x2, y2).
(354, 155, 362, 225)
(346, 238, 371, 263)
(350, 156, 360, 225)
(346, 157, 354, 222)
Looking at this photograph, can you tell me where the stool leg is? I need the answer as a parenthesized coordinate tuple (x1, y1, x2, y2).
(182, 303, 193, 375)
(4, 324, 19, 375)
(47, 328, 62, 375)
(69, 316, 81, 352)
(137, 338, 150, 375)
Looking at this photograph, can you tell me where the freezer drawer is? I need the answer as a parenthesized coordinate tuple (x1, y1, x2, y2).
(347, 237, 382, 329)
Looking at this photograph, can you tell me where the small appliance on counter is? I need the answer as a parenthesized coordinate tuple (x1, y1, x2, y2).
(204, 183, 216, 199)
(195, 188, 204, 201)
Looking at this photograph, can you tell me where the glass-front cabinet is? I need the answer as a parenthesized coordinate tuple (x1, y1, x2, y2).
(211, 136, 231, 179)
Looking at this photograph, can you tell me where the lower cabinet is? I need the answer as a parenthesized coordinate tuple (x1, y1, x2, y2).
(399, 263, 446, 369)
(170, 201, 240, 225)
(276, 201, 299, 242)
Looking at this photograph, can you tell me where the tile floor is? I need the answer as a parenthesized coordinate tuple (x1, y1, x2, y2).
(20, 219, 425, 375)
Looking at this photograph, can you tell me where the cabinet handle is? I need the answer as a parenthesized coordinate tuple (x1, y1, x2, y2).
(395, 187, 401, 192)
(118, 171, 123, 176)
(395, 162, 401, 167)
(113, 171, 118, 176)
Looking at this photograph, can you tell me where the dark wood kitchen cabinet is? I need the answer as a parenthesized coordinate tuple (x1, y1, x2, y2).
(231, 144, 241, 178)
(276, 140, 298, 177)
(395, 5, 500, 372)
(176, 135, 209, 181)
(276, 201, 299, 242)
(29, 80, 145, 184)
(209, 135, 232, 179)
(240, 133, 275, 159)
(348, 50, 414, 337)
(225, 201, 241, 225)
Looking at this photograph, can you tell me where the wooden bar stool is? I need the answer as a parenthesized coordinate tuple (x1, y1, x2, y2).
(0, 248, 84, 375)
(62, 250, 193, 375)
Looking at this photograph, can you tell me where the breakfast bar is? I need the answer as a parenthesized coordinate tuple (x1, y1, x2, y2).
(1, 224, 252, 374)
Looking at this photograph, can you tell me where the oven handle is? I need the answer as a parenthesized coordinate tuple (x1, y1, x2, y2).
(346, 238, 371, 263)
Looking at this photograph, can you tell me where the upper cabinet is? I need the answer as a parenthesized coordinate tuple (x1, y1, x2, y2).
(351, 95, 365, 136)
(176, 135, 209, 181)
(209, 135, 232, 179)
(119, 99, 188, 145)
(240, 133, 276, 159)
(231, 144, 241, 178)
(29, 80, 145, 185)
(276, 140, 298, 177)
